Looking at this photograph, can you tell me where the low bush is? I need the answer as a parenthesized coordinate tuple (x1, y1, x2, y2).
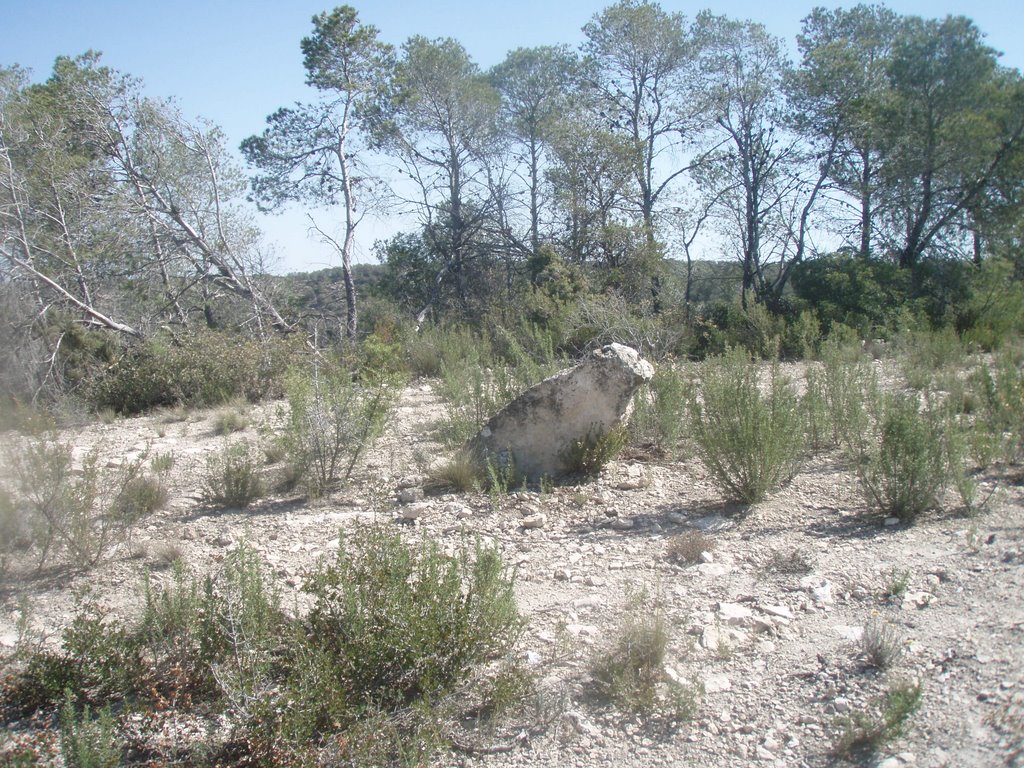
(856, 394, 948, 521)
(664, 530, 716, 566)
(591, 602, 699, 723)
(59, 690, 122, 768)
(628, 362, 690, 458)
(2, 434, 163, 570)
(87, 331, 299, 416)
(2, 532, 528, 766)
(561, 425, 628, 477)
(281, 363, 400, 499)
(860, 620, 904, 670)
(833, 680, 922, 758)
(689, 348, 806, 504)
(203, 441, 265, 509)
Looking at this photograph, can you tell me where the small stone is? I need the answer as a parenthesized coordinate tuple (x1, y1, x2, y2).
(832, 697, 852, 713)
(834, 625, 864, 642)
(700, 551, 715, 564)
(761, 604, 794, 620)
(756, 745, 776, 761)
(585, 575, 607, 587)
(902, 591, 936, 609)
(553, 568, 572, 581)
(884, 517, 901, 527)
(521, 513, 546, 529)
(397, 475, 425, 489)
(609, 517, 634, 530)
(397, 487, 424, 504)
(400, 502, 430, 521)
(689, 515, 734, 532)
(565, 623, 600, 639)
(697, 562, 730, 577)
(704, 673, 731, 693)
(213, 534, 233, 547)
(719, 602, 754, 626)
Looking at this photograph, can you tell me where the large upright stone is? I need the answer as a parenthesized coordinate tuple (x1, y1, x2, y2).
(468, 343, 654, 482)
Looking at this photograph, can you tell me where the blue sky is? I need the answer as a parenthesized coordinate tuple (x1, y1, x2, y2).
(6, 0, 1023, 273)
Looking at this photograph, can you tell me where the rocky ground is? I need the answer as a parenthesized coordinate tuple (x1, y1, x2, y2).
(1, 372, 1023, 768)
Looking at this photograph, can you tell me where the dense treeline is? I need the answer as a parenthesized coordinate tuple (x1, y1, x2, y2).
(2, 2, 1023, 411)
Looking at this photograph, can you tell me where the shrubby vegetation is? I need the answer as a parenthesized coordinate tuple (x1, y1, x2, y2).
(1, 531, 526, 766)
(2, 2, 1024, 763)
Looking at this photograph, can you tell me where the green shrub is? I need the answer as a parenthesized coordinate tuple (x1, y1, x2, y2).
(896, 328, 969, 391)
(303, 527, 522, 712)
(857, 394, 948, 521)
(4, 598, 146, 715)
(689, 348, 806, 504)
(781, 309, 822, 360)
(833, 681, 922, 758)
(282, 364, 399, 499)
(88, 331, 299, 415)
(59, 690, 122, 768)
(818, 335, 877, 451)
(591, 604, 699, 722)
(3, 434, 160, 569)
(561, 425, 628, 477)
(860, 620, 904, 670)
(203, 441, 265, 509)
(629, 362, 690, 457)
(970, 347, 1024, 464)
(433, 329, 556, 449)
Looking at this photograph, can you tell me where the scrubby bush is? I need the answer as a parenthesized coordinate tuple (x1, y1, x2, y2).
(833, 681, 922, 758)
(87, 331, 299, 415)
(2, 434, 162, 570)
(281, 363, 400, 499)
(629, 362, 690, 458)
(561, 426, 628, 477)
(591, 601, 699, 722)
(689, 348, 806, 504)
(59, 691, 122, 768)
(203, 441, 265, 509)
(856, 394, 949, 521)
(3, 531, 527, 765)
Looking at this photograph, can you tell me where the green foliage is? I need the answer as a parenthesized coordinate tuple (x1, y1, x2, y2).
(818, 335, 877, 450)
(792, 253, 911, 338)
(203, 441, 265, 509)
(693, 301, 782, 359)
(3, 433, 161, 569)
(281, 362, 399, 499)
(856, 394, 949, 521)
(4, 597, 146, 715)
(561, 425, 628, 476)
(59, 690, 122, 768)
(833, 681, 922, 758)
(212, 402, 251, 435)
(88, 332, 299, 416)
(3, 526, 528, 766)
(591, 601, 699, 722)
(860, 620, 904, 670)
(895, 327, 969, 390)
(969, 346, 1024, 463)
(689, 348, 806, 504)
(302, 527, 522, 714)
(434, 327, 557, 448)
(629, 362, 690, 457)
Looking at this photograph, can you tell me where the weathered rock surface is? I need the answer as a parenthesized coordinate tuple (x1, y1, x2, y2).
(468, 343, 654, 481)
